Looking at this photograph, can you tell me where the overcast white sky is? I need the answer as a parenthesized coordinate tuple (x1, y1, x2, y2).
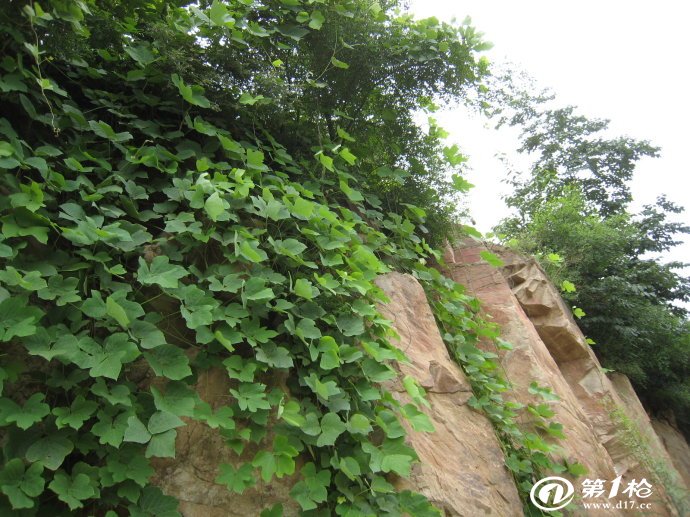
(408, 0, 690, 266)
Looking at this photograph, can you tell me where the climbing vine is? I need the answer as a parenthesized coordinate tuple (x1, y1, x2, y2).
(0, 1, 576, 515)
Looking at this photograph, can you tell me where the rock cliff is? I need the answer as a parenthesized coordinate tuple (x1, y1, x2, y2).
(153, 240, 690, 516)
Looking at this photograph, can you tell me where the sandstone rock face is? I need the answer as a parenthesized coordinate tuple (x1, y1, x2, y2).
(447, 243, 621, 515)
(448, 240, 690, 516)
(501, 250, 688, 515)
(610, 373, 690, 512)
(152, 368, 300, 517)
(152, 272, 523, 517)
(375, 272, 522, 516)
(148, 240, 690, 517)
(652, 416, 690, 490)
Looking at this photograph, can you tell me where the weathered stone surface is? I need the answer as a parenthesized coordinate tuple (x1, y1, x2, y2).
(152, 368, 300, 517)
(610, 373, 690, 512)
(146, 240, 690, 517)
(151, 272, 523, 517)
(375, 272, 522, 516)
(447, 242, 621, 516)
(500, 248, 685, 516)
(652, 416, 690, 490)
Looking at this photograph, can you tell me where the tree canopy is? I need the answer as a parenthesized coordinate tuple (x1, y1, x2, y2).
(492, 80, 690, 439)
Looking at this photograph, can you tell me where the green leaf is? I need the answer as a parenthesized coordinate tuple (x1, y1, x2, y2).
(89, 120, 132, 142)
(296, 317, 321, 340)
(215, 463, 255, 494)
(144, 345, 192, 380)
(0, 296, 44, 341)
(246, 149, 266, 170)
(2, 393, 50, 429)
(370, 475, 395, 494)
(336, 314, 364, 336)
(49, 471, 95, 510)
(171, 73, 211, 108)
(528, 382, 560, 402)
(546, 253, 563, 264)
(567, 462, 588, 476)
(572, 306, 586, 319)
(53, 395, 98, 430)
(194, 402, 235, 430)
(339, 179, 363, 202)
(123, 415, 152, 444)
(148, 411, 185, 434)
(479, 250, 504, 267)
(0, 459, 44, 510)
(401, 403, 435, 432)
(451, 173, 474, 192)
(256, 343, 293, 368)
(309, 10, 325, 30)
(243, 277, 274, 301)
(316, 412, 346, 446)
(336, 127, 355, 142)
(137, 256, 188, 289)
(279, 400, 305, 427)
(376, 409, 406, 439)
(289, 463, 330, 511)
(293, 278, 314, 299)
(81, 292, 106, 318)
(237, 239, 268, 263)
(25, 434, 74, 470)
(239, 93, 265, 106)
(151, 382, 198, 417)
(348, 413, 372, 435)
(444, 146, 468, 166)
(274, 238, 307, 257)
(339, 147, 357, 165)
(145, 429, 177, 458)
(130, 486, 179, 516)
(317, 152, 333, 171)
(339, 456, 361, 480)
(10, 181, 44, 212)
(204, 192, 226, 221)
(330, 56, 349, 69)
(229, 382, 270, 412)
(402, 375, 430, 408)
(290, 197, 313, 219)
(381, 453, 413, 477)
(560, 280, 576, 293)
(317, 336, 340, 370)
(124, 44, 156, 66)
(131, 320, 166, 350)
(106, 295, 130, 328)
(252, 451, 277, 482)
(209, 0, 234, 26)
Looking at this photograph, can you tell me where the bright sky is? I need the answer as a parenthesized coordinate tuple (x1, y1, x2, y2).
(408, 0, 690, 266)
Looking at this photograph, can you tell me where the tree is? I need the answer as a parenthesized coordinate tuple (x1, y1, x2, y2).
(493, 83, 690, 438)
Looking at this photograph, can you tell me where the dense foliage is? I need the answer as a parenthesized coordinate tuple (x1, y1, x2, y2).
(0, 1, 578, 515)
(492, 83, 690, 439)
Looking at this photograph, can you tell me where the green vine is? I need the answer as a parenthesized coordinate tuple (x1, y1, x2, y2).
(0, 1, 575, 515)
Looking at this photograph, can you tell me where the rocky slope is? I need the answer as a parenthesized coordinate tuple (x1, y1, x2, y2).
(153, 240, 690, 515)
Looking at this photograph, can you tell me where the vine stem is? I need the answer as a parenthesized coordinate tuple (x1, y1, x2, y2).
(27, 4, 58, 135)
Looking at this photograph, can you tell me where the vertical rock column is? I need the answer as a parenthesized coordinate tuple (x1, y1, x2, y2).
(447, 242, 621, 515)
(375, 272, 523, 516)
(500, 249, 687, 515)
